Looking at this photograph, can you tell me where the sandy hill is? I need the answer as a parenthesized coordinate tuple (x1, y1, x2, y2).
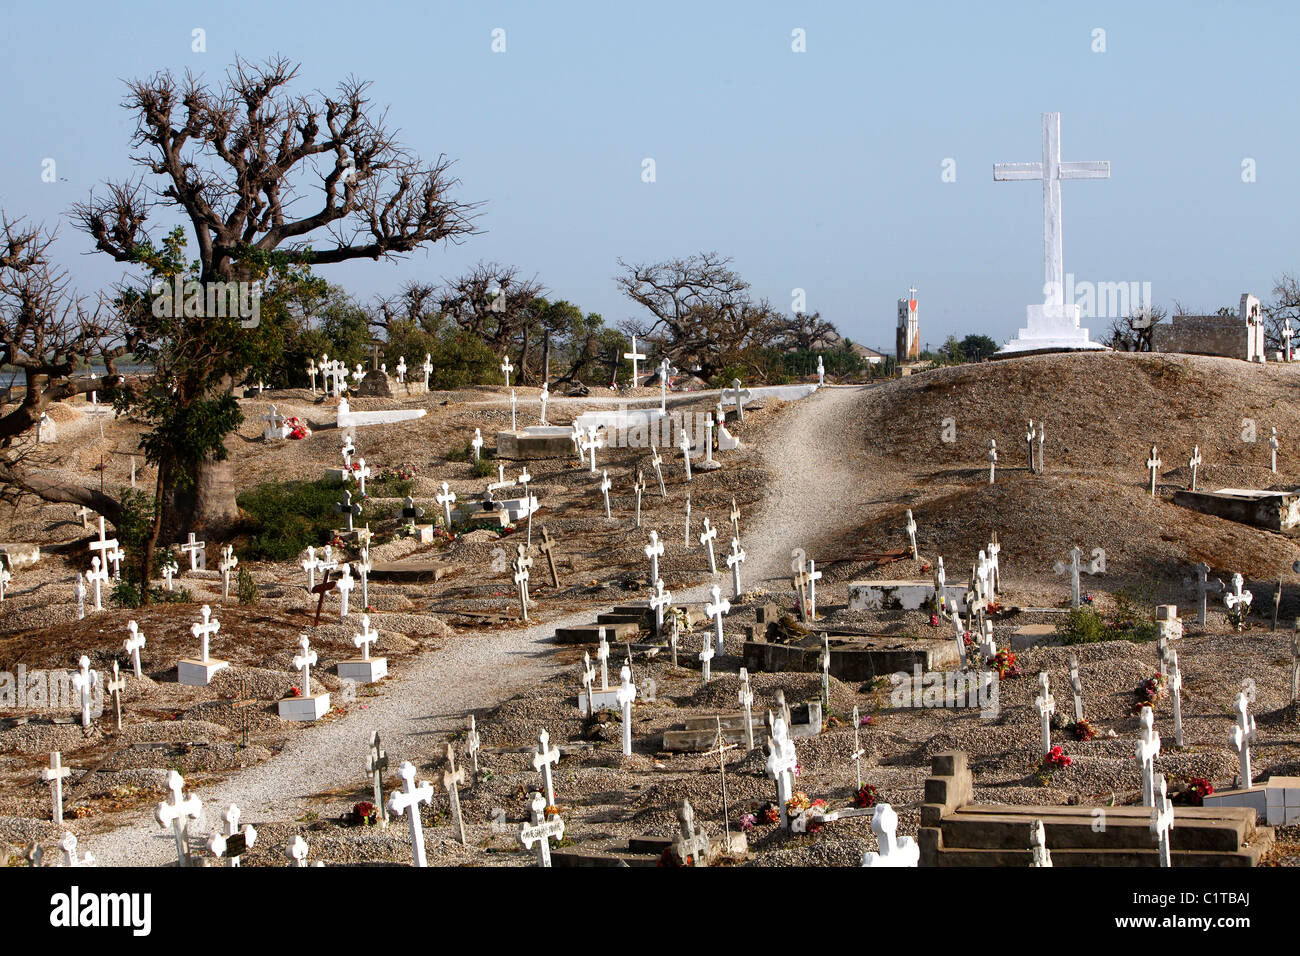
(831, 352, 1300, 597)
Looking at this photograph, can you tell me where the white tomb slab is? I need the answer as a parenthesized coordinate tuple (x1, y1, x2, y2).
(336, 397, 426, 429)
(849, 579, 970, 612)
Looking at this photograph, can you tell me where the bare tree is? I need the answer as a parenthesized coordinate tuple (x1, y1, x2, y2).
(1105, 304, 1166, 352)
(70, 57, 478, 533)
(436, 262, 545, 381)
(0, 216, 134, 521)
(778, 309, 839, 352)
(1263, 273, 1300, 353)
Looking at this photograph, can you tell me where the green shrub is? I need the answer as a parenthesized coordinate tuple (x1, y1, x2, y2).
(236, 565, 260, 605)
(1056, 604, 1157, 645)
(237, 477, 348, 561)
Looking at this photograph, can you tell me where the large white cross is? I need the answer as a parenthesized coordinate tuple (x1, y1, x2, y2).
(616, 665, 637, 756)
(623, 335, 646, 386)
(1034, 672, 1055, 755)
(726, 537, 746, 599)
(42, 751, 72, 824)
(644, 530, 664, 586)
(155, 770, 202, 866)
(861, 803, 920, 867)
(293, 634, 318, 696)
(765, 718, 798, 828)
(1150, 774, 1174, 868)
(1136, 706, 1162, 806)
(532, 729, 561, 806)
(699, 517, 718, 573)
(1230, 692, 1255, 789)
(500, 356, 514, 387)
(387, 761, 434, 867)
(72, 655, 98, 729)
(994, 112, 1110, 306)
(738, 668, 755, 751)
(650, 577, 672, 634)
(518, 791, 565, 867)
(706, 583, 730, 654)
(722, 378, 752, 421)
(599, 469, 612, 520)
(191, 605, 220, 663)
(181, 532, 206, 571)
(353, 614, 379, 661)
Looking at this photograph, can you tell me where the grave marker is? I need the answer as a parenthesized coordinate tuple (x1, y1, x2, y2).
(905, 509, 918, 560)
(387, 761, 434, 867)
(366, 731, 389, 825)
(1068, 653, 1084, 722)
(1230, 692, 1255, 789)
(1034, 672, 1055, 755)
(1151, 774, 1174, 868)
(726, 536, 746, 599)
(442, 743, 468, 844)
(181, 532, 206, 571)
(765, 717, 798, 828)
(672, 798, 711, 868)
(533, 729, 561, 806)
(42, 752, 71, 824)
(739, 667, 755, 751)
(518, 791, 564, 867)
(1189, 445, 1202, 491)
(861, 804, 920, 867)
(106, 661, 124, 732)
(1168, 648, 1184, 748)
(124, 621, 146, 679)
(699, 631, 715, 685)
(616, 665, 637, 756)
(1136, 706, 1161, 807)
(705, 584, 730, 654)
(1146, 445, 1161, 496)
(178, 605, 228, 686)
(1029, 819, 1052, 868)
(155, 770, 202, 867)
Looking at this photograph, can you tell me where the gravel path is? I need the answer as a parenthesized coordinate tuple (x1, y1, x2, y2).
(87, 385, 868, 865)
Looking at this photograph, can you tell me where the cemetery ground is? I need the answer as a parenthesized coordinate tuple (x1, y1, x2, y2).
(3, 351, 1300, 867)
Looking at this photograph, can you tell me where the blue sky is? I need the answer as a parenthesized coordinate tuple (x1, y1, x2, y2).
(1, 0, 1297, 353)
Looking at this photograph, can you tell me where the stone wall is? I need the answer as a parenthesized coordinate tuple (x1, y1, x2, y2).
(1152, 316, 1251, 361)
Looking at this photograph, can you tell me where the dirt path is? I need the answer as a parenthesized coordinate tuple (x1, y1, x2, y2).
(88, 385, 871, 865)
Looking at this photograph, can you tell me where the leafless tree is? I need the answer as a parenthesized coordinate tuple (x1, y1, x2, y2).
(436, 262, 546, 381)
(0, 216, 135, 521)
(1105, 304, 1166, 352)
(1263, 273, 1300, 353)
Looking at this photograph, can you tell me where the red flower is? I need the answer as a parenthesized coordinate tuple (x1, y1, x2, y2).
(1043, 746, 1072, 769)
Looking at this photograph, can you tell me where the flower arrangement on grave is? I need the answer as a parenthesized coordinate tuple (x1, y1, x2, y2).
(854, 784, 879, 808)
(1072, 718, 1097, 742)
(986, 600, 1001, 615)
(739, 812, 757, 832)
(786, 791, 811, 815)
(1042, 745, 1072, 770)
(930, 613, 941, 627)
(381, 463, 418, 482)
(860, 713, 874, 727)
(288, 686, 301, 698)
(285, 416, 310, 440)
(1225, 600, 1249, 632)
(350, 801, 379, 826)
(1131, 672, 1166, 714)
(761, 802, 781, 825)
(1175, 777, 1214, 807)
(1082, 593, 1094, 604)
(991, 647, 1021, 679)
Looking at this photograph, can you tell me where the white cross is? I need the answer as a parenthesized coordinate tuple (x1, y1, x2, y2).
(616, 665, 637, 756)
(72, 655, 98, 729)
(993, 112, 1110, 307)
(699, 516, 718, 573)
(644, 530, 664, 586)
(423, 353, 433, 388)
(387, 761, 434, 867)
(738, 668, 755, 751)
(500, 356, 514, 387)
(396, 356, 407, 383)
(88, 517, 119, 575)
(699, 631, 715, 685)
(509, 389, 517, 430)
(539, 381, 549, 424)
(191, 605, 220, 663)
(104, 544, 125, 581)
(1270, 427, 1279, 473)
(1029, 819, 1052, 868)
(306, 358, 318, 394)
(211, 803, 257, 867)
(807, 559, 823, 618)
(443, 743, 469, 844)
(181, 532, 206, 571)
(579, 426, 602, 473)
(1150, 774, 1174, 868)
(658, 358, 671, 412)
(817, 355, 825, 387)
(517, 791, 565, 867)
(341, 432, 355, 467)
(849, 704, 867, 790)
(1136, 706, 1162, 807)
(1189, 445, 1202, 491)
(580, 652, 597, 717)
(74, 573, 86, 619)
(1194, 562, 1222, 626)
(684, 492, 691, 547)
(600, 470, 612, 520)
(218, 545, 238, 599)
(905, 509, 918, 560)
(471, 428, 484, 462)
(0, 564, 10, 602)
(1146, 445, 1162, 496)
(436, 482, 457, 528)
(650, 577, 672, 634)
(651, 447, 666, 497)
(335, 489, 362, 533)
(596, 631, 611, 689)
(1230, 692, 1255, 789)
(1026, 420, 1036, 471)
(861, 803, 920, 867)
(726, 537, 746, 599)
(1068, 652, 1084, 722)
(706, 583, 730, 655)
(623, 335, 646, 386)
(679, 429, 692, 482)
(1034, 671, 1055, 755)
(161, 557, 177, 591)
(532, 729, 561, 807)
(353, 614, 379, 661)
(722, 378, 752, 422)
(1168, 649, 1184, 748)
(285, 834, 312, 866)
(335, 564, 356, 617)
(352, 458, 371, 496)
(988, 439, 997, 485)
(765, 718, 798, 828)
(42, 751, 72, 824)
(155, 770, 202, 866)
(467, 716, 481, 774)
(1224, 572, 1253, 619)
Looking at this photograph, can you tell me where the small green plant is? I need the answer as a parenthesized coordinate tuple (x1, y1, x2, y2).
(1056, 607, 1109, 645)
(471, 456, 493, 478)
(236, 565, 260, 605)
(112, 578, 143, 608)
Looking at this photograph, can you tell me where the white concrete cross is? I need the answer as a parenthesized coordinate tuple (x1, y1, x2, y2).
(633, 468, 644, 528)
(861, 804, 920, 867)
(617, 664, 637, 756)
(155, 770, 202, 867)
(701, 414, 717, 467)
(1224, 572, 1253, 620)
(341, 431, 355, 468)
(509, 389, 517, 430)
(539, 381, 549, 425)
(579, 426, 602, 474)
(293, 634, 319, 696)
(88, 517, 120, 577)
(423, 353, 433, 389)
(335, 564, 356, 617)
(623, 335, 646, 386)
(74, 573, 86, 619)
(933, 557, 947, 615)
(723, 378, 753, 422)
(988, 439, 997, 485)
(599, 469, 612, 520)
(658, 358, 671, 412)
(1189, 445, 1202, 491)
(191, 605, 220, 663)
(679, 429, 692, 482)
(596, 628, 611, 689)
(396, 356, 407, 384)
(42, 751, 72, 824)
(285, 834, 313, 866)
(59, 831, 95, 867)
(1270, 427, 1279, 473)
(1026, 420, 1036, 471)
(353, 614, 379, 661)
(807, 559, 823, 618)
(729, 497, 741, 539)
(1194, 562, 1222, 626)
(1146, 445, 1162, 496)
(1151, 774, 1174, 868)
(1068, 652, 1084, 722)
(739, 667, 755, 751)
(351, 458, 371, 497)
(471, 428, 484, 463)
(122, 621, 146, 679)
(705, 583, 730, 655)
(532, 729, 561, 807)
(72, 655, 98, 729)
(993, 112, 1111, 314)
(1230, 692, 1255, 789)
(726, 536, 746, 599)
(76, 505, 91, 529)
(466, 716, 481, 774)
(306, 357, 318, 394)
(1136, 705, 1162, 807)
(181, 532, 206, 571)
(387, 761, 434, 867)
(1034, 671, 1054, 755)
(580, 651, 597, 718)
(672, 798, 711, 867)
(443, 743, 468, 844)
(335, 489, 362, 533)
(436, 482, 457, 528)
(104, 543, 125, 581)
(651, 447, 666, 497)
(512, 548, 532, 621)
(765, 717, 798, 828)
(850, 704, 866, 790)
(820, 632, 832, 709)
(356, 548, 371, 610)
(1168, 648, 1184, 748)
(218, 545, 238, 599)
(650, 577, 672, 634)
(210, 803, 257, 868)
(1029, 819, 1052, 868)
(644, 529, 664, 586)
(500, 356, 514, 388)
(699, 631, 715, 685)
(262, 404, 286, 440)
(161, 557, 178, 591)
(905, 509, 918, 561)
(1054, 545, 1084, 609)
(699, 517, 718, 573)
(1284, 318, 1295, 362)
(517, 791, 565, 867)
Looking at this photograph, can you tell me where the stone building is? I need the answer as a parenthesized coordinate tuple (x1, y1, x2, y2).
(1151, 293, 1268, 362)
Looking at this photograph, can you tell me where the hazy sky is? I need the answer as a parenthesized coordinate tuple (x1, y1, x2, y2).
(2, 0, 1296, 353)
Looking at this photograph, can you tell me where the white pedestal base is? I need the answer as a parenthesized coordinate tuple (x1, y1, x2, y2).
(999, 302, 1109, 354)
(578, 687, 623, 712)
(338, 658, 387, 683)
(178, 658, 229, 686)
(278, 692, 331, 721)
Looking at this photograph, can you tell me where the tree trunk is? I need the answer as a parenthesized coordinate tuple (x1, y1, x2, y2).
(170, 453, 240, 539)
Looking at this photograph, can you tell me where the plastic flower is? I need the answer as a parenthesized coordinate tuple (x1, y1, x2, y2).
(739, 813, 757, 832)
(854, 784, 879, 808)
(1043, 746, 1072, 769)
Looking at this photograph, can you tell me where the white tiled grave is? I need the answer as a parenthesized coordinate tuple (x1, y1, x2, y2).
(177, 658, 228, 686)
(277, 692, 331, 722)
